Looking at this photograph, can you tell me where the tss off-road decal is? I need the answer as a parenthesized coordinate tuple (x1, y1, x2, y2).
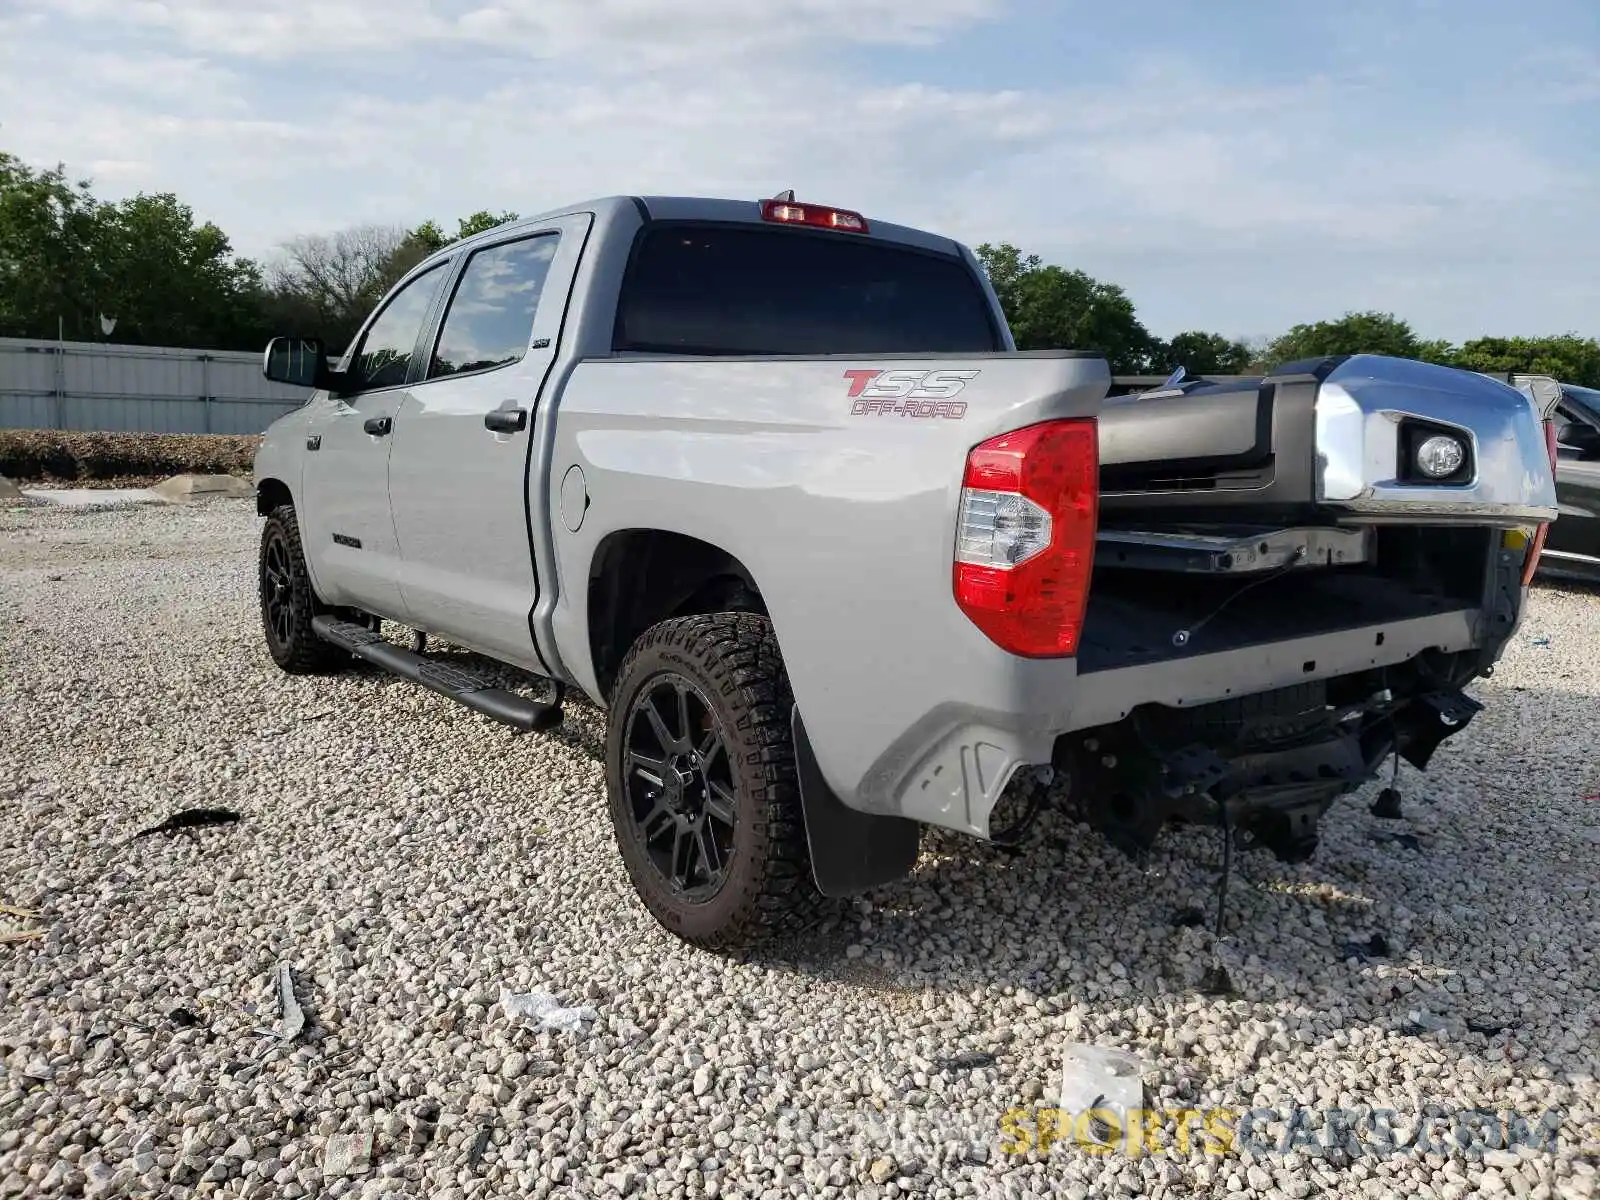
(844, 369, 978, 418)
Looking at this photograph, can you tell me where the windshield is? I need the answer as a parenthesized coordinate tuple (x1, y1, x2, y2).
(613, 222, 1002, 356)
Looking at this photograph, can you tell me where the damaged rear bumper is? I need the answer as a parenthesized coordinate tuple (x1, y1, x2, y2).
(1061, 681, 1484, 863)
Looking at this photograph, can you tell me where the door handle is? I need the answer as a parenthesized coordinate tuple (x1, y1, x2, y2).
(362, 416, 392, 437)
(484, 408, 527, 434)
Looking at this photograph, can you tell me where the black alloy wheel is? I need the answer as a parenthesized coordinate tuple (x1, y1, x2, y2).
(622, 673, 737, 898)
(258, 504, 343, 674)
(603, 612, 827, 949)
(261, 530, 295, 649)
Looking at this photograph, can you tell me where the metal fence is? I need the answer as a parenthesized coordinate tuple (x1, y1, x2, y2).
(0, 337, 313, 435)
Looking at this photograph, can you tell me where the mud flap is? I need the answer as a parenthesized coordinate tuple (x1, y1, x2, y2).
(792, 710, 921, 898)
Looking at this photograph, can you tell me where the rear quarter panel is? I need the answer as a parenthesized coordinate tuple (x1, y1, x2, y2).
(546, 352, 1110, 820)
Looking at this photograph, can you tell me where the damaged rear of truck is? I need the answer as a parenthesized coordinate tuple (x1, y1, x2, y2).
(564, 353, 1558, 923)
(529, 200, 1561, 939)
(720, 351, 1562, 904)
(1054, 355, 1560, 867)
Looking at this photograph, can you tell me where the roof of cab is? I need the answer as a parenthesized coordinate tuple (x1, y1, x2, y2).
(433, 194, 967, 263)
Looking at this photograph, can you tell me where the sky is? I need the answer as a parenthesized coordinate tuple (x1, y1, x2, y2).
(1, 0, 1596, 345)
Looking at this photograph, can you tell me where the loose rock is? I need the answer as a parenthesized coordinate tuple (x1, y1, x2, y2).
(0, 494, 1595, 1200)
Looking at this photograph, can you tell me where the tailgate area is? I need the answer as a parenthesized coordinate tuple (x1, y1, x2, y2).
(1077, 525, 1499, 674)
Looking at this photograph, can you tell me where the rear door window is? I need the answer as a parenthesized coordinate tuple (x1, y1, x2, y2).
(613, 223, 1000, 356)
(428, 234, 560, 379)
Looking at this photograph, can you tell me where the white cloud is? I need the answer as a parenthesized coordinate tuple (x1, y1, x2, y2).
(2, 0, 1595, 341)
(23, 0, 1001, 61)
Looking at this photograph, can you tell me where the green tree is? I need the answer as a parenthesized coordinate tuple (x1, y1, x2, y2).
(0, 152, 102, 340)
(376, 210, 522, 292)
(2, 152, 266, 348)
(973, 242, 1160, 372)
(1265, 311, 1422, 365)
(92, 192, 266, 348)
(453, 210, 520, 240)
(1161, 330, 1252, 375)
(1414, 338, 1460, 366)
(1451, 334, 1600, 388)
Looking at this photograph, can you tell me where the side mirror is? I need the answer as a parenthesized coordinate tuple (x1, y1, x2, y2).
(1555, 421, 1600, 457)
(263, 336, 331, 389)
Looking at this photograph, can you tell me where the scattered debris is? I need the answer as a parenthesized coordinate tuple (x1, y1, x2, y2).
(406, 1108, 439, 1154)
(934, 1050, 997, 1071)
(1529, 634, 1551, 647)
(322, 1122, 374, 1178)
(1401, 1009, 1450, 1036)
(134, 807, 242, 838)
(467, 1122, 494, 1168)
(0, 903, 44, 945)
(1341, 933, 1392, 963)
(1370, 786, 1405, 820)
(167, 1007, 203, 1028)
(497, 986, 596, 1032)
(276, 962, 306, 1042)
(1198, 964, 1234, 996)
(1170, 906, 1207, 929)
(1057, 1043, 1145, 1148)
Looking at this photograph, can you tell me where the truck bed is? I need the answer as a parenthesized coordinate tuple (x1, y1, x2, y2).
(1077, 527, 1491, 673)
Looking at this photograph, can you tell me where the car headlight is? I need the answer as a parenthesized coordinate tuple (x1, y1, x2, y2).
(1414, 433, 1467, 479)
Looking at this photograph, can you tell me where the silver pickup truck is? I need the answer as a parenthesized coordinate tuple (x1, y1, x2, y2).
(255, 193, 1560, 948)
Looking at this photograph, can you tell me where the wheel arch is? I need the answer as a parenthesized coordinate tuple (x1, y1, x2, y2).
(256, 476, 294, 517)
(586, 528, 767, 701)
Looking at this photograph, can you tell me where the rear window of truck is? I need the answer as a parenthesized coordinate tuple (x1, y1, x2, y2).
(613, 223, 1002, 356)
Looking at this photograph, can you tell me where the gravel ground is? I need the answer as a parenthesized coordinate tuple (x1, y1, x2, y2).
(1, 500, 1597, 1200)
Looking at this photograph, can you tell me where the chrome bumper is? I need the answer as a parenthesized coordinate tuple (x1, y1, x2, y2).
(1314, 355, 1558, 526)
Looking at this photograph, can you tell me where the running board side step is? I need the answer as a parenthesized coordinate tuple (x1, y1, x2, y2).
(312, 616, 563, 732)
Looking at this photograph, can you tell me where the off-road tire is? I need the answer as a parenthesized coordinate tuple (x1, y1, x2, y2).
(605, 612, 828, 949)
(259, 504, 343, 675)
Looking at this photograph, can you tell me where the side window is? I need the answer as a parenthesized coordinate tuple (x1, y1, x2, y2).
(346, 263, 449, 392)
(428, 234, 559, 379)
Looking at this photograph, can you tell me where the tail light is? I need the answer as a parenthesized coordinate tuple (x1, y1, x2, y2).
(954, 419, 1099, 657)
(759, 198, 868, 233)
(1519, 417, 1559, 587)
